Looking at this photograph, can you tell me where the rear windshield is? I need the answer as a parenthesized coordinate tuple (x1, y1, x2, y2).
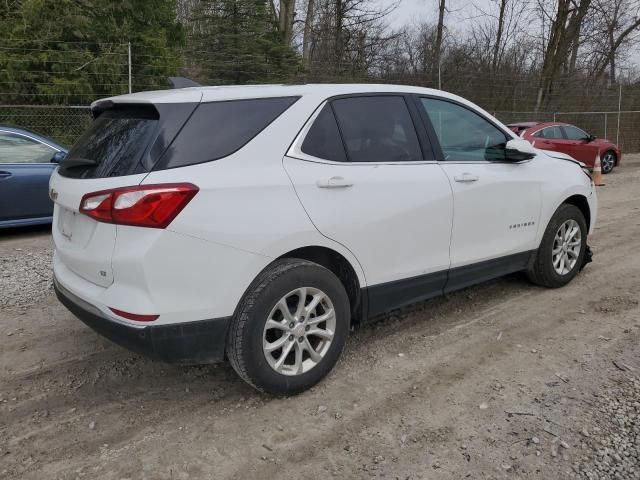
(59, 107, 158, 178)
(58, 96, 299, 179)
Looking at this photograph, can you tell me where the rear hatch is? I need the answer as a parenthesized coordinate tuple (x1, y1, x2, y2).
(51, 99, 199, 287)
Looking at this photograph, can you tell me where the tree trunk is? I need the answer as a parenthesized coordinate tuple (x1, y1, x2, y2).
(278, 0, 295, 45)
(492, 0, 507, 71)
(434, 0, 445, 70)
(302, 0, 315, 68)
(335, 0, 344, 71)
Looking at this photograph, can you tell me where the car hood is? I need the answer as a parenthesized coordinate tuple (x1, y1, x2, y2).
(538, 149, 586, 167)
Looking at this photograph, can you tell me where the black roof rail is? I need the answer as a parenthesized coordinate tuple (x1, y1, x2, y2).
(168, 77, 201, 89)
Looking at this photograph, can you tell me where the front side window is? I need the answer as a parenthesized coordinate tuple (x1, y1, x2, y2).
(534, 126, 564, 139)
(0, 132, 55, 164)
(420, 98, 508, 161)
(331, 96, 423, 163)
(563, 125, 588, 140)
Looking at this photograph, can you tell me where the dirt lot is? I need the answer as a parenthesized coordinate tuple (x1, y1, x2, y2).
(1, 156, 640, 480)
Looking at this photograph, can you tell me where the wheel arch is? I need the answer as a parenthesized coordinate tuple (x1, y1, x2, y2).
(562, 194, 591, 231)
(277, 246, 364, 325)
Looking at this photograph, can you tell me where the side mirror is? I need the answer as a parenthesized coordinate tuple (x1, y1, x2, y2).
(586, 134, 596, 142)
(51, 151, 66, 163)
(504, 138, 536, 162)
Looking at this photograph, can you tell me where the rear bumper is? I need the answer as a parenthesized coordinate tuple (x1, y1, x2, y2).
(54, 277, 230, 365)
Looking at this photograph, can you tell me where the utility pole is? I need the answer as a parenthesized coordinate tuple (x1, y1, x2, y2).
(128, 42, 132, 94)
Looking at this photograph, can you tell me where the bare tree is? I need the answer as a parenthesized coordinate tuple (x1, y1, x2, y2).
(534, 0, 591, 110)
(589, 0, 640, 83)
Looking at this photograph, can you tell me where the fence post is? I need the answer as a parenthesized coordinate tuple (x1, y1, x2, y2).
(616, 84, 622, 145)
(553, 112, 556, 122)
(128, 42, 132, 94)
(604, 113, 607, 139)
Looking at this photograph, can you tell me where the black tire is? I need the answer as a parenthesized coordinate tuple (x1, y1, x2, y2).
(601, 150, 616, 174)
(227, 258, 350, 395)
(526, 204, 587, 288)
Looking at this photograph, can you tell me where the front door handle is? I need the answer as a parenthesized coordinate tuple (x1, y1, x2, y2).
(453, 173, 479, 183)
(316, 176, 353, 189)
(0, 171, 12, 180)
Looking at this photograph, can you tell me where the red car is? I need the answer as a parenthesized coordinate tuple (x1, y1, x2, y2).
(507, 122, 621, 174)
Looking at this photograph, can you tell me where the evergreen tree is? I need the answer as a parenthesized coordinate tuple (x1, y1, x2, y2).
(184, 0, 300, 85)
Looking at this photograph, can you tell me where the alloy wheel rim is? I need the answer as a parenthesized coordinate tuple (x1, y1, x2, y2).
(552, 219, 582, 275)
(262, 287, 336, 376)
(602, 153, 614, 172)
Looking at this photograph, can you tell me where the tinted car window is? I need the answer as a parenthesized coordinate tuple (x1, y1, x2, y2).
(155, 97, 299, 170)
(331, 96, 423, 163)
(300, 104, 347, 162)
(534, 126, 564, 139)
(60, 107, 159, 178)
(421, 98, 508, 161)
(563, 125, 588, 140)
(0, 132, 55, 164)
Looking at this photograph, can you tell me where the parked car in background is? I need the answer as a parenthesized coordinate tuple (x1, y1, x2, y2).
(507, 122, 621, 173)
(51, 84, 596, 395)
(0, 125, 67, 228)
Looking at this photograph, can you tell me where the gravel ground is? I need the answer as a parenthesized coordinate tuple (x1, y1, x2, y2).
(1, 157, 639, 479)
(0, 246, 52, 312)
(579, 373, 640, 479)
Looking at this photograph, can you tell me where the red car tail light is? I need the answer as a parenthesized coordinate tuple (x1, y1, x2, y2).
(80, 183, 198, 228)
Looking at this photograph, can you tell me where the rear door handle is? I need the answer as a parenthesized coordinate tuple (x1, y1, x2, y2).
(316, 176, 353, 189)
(453, 173, 479, 183)
(0, 171, 12, 179)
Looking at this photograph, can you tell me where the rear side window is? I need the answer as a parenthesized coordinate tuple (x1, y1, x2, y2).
(60, 107, 159, 178)
(154, 97, 299, 170)
(301, 104, 347, 162)
(331, 96, 423, 163)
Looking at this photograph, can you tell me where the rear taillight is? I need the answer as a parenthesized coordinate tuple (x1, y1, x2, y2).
(79, 183, 198, 228)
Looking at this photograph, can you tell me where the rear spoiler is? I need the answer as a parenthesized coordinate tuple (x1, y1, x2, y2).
(168, 77, 201, 89)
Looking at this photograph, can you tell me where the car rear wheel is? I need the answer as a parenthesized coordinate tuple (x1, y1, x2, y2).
(526, 204, 587, 288)
(227, 258, 350, 395)
(601, 150, 616, 174)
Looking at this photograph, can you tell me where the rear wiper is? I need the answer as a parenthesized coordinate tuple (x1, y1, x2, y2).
(59, 156, 97, 168)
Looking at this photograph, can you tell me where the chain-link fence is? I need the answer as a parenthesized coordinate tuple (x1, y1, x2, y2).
(0, 105, 91, 147)
(494, 110, 640, 153)
(1, 104, 639, 153)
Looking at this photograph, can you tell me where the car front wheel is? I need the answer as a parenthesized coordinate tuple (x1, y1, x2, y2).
(601, 150, 616, 174)
(227, 258, 350, 395)
(527, 204, 587, 288)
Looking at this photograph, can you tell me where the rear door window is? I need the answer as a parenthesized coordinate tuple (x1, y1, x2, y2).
(300, 104, 347, 162)
(154, 97, 299, 170)
(534, 126, 564, 139)
(331, 96, 423, 163)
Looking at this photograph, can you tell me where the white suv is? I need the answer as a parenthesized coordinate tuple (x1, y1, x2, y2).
(50, 84, 596, 394)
